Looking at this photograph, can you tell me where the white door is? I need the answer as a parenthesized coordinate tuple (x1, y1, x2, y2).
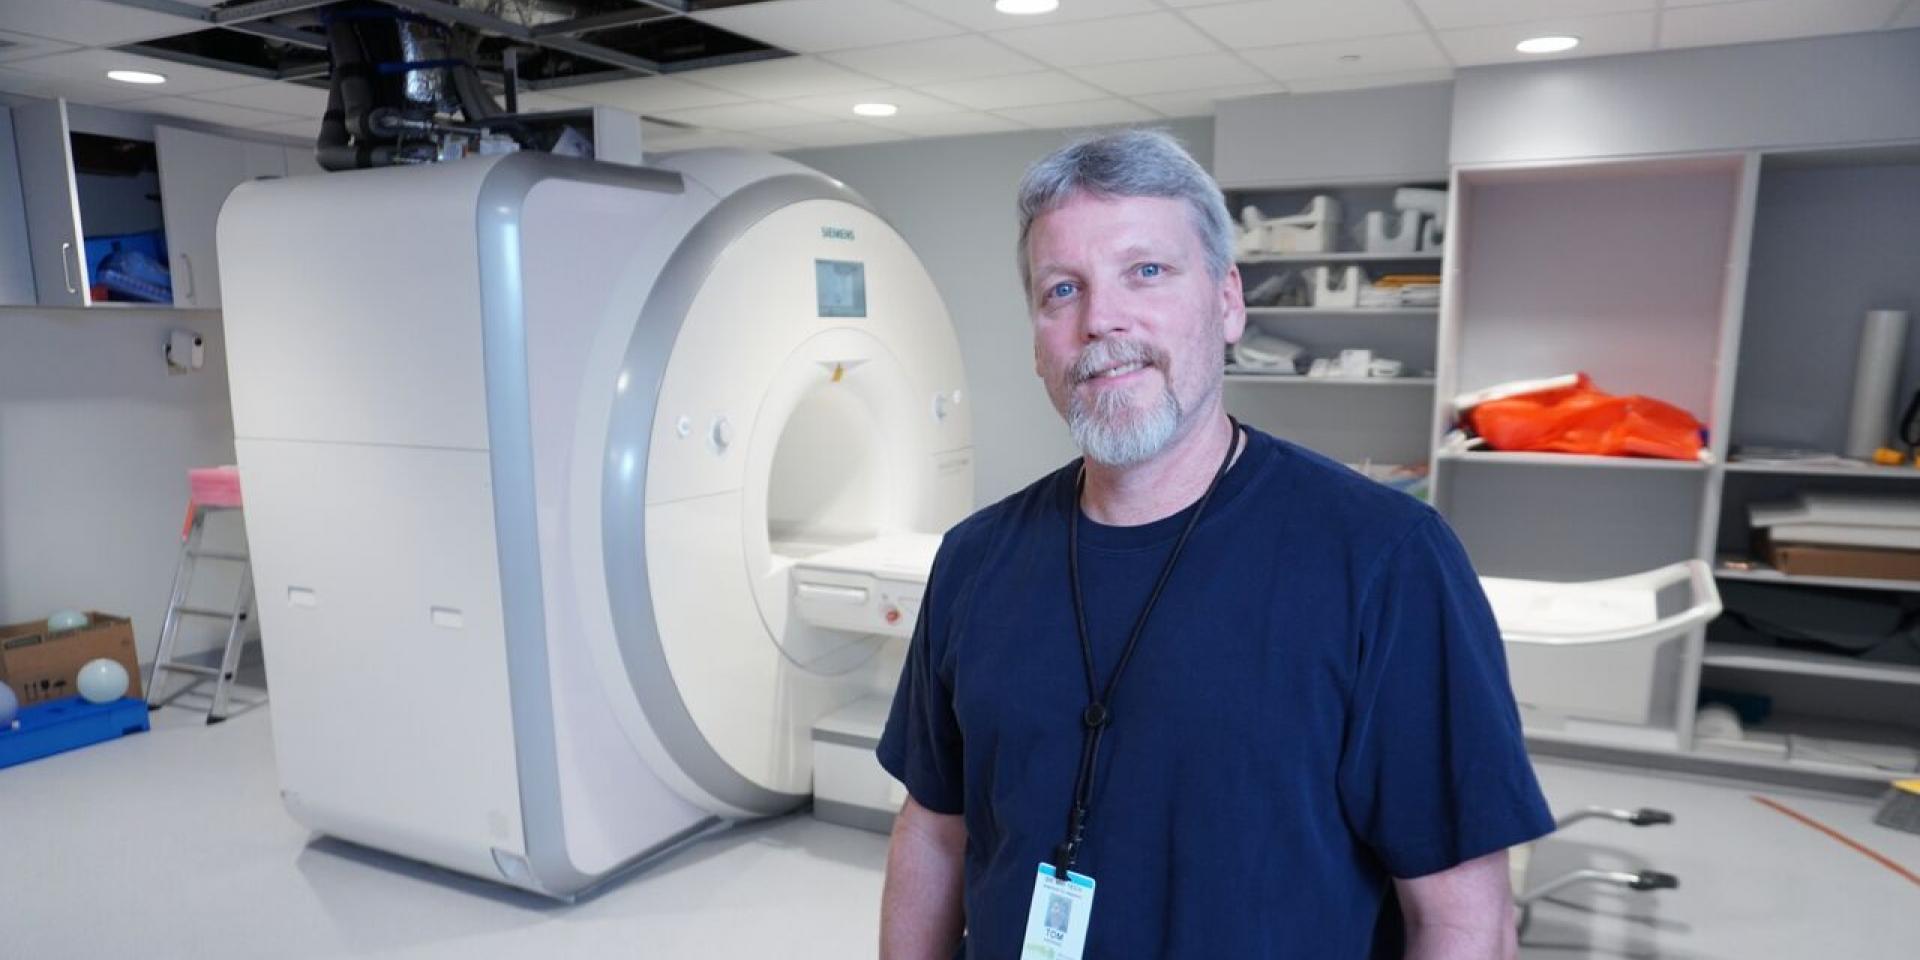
(0, 107, 38, 306)
(13, 98, 88, 307)
(157, 126, 288, 309)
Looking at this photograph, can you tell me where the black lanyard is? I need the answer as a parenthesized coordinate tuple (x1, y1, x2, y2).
(1053, 416, 1240, 880)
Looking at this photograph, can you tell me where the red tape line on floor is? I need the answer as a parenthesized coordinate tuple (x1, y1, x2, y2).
(1750, 794, 1920, 888)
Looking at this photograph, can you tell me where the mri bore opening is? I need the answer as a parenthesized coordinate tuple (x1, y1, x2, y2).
(766, 379, 886, 559)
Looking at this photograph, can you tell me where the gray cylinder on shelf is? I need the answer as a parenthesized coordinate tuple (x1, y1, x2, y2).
(1845, 309, 1910, 460)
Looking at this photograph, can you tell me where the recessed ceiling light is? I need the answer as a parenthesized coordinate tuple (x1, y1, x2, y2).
(995, 0, 1059, 14)
(1515, 35, 1580, 55)
(106, 69, 167, 85)
(852, 102, 898, 117)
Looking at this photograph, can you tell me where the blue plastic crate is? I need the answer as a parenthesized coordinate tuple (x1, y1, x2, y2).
(0, 696, 150, 770)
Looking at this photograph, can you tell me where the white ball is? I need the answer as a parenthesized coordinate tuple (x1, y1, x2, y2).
(77, 658, 130, 704)
(47, 609, 89, 632)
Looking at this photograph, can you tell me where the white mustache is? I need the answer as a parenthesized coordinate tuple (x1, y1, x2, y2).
(1072, 339, 1166, 384)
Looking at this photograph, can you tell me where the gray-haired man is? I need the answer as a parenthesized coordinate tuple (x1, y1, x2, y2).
(877, 129, 1552, 959)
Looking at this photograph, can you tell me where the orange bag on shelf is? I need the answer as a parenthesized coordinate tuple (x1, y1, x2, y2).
(1465, 373, 1705, 461)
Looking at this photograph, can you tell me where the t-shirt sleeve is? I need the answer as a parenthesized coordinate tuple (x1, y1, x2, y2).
(875, 539, 967, 815)
(1337, 514, 1555, 879)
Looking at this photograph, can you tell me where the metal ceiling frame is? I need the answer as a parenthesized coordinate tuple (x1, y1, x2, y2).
(100, 0, 787, 85)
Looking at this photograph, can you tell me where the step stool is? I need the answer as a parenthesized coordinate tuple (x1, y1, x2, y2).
(146, 467, 263, 724)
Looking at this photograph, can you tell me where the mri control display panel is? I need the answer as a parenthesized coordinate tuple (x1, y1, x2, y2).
(815, 259, 866, 317)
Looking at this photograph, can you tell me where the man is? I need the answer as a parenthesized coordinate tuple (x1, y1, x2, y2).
(877, 129, 1553, 959)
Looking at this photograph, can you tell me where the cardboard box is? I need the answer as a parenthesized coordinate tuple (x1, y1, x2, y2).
(1764, 541, 1920, 582)
(0, 613, 142, 705)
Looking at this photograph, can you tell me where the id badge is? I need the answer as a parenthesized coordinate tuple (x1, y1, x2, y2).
(1020, 862, 1095, 959)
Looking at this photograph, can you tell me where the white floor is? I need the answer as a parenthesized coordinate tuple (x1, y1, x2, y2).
(2, 699, 1916, 958)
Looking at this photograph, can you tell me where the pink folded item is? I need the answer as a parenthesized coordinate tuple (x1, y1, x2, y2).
(181, 466, 244, 538)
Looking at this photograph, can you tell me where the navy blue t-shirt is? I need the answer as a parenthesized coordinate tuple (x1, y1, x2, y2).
(877, 426, 1554, 958)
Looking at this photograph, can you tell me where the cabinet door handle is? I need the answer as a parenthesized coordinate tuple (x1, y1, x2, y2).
(60, 241, 76, 294)
(180, 253, 195, 303)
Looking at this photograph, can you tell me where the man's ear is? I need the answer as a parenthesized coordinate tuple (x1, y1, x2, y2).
(1220, 264, 1247, 345)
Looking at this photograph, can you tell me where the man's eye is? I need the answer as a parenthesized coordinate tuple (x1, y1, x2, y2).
(1049, 282, 1077, 300)
(1139, 263, 1163, 278)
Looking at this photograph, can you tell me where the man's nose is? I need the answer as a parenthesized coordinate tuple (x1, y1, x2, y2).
(1079, 282, 1131, 341)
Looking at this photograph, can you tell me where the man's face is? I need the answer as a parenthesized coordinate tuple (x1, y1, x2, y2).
(1026, 192, 1245, 467)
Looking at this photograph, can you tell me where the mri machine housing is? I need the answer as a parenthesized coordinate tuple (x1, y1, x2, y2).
(217, 150, 972, 898)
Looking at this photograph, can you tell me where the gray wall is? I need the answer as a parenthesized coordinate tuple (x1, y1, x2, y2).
(1452, 29, 1920, 165)
(0, 306, 241, 665)
(1214, 83, 1450, 188)
(785, 117, 1214, 508)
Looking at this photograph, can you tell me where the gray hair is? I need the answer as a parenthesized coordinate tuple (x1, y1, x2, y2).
(1015, 128, 1232, 298)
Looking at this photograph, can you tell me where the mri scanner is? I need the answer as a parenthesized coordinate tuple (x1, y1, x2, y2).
(217, 149, 973, 898)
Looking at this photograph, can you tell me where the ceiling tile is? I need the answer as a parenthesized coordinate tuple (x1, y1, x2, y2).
(1242, 33, 1451, 81)
(1067, 52, 1268, 96)
(0, 27, 75, 64)
(1283, 67, 1454, 93)
(920, 70, 1107, 110)
(654, 99, 826, 131)
(767, 119, 910, 147)
(1133, 82, 1286, 117)
(1658, 0, 1904, 48)
(896, 0, 1161, 31)
(0, 63, 155, 104)
(991, 12, 1221, 67)
(1184, 0, 1429, 49)
(880, 110, 1025, 137)
(1411, 0, 1653, 30)
(993, 97, 1157, 129)
(135, 95, 297, 129)
(6, 48, 263, 98)
(689, 0, 963, 54)
(551, 75, 745, 113)
(682, 56, 888, 99)
(781, 87, 964, 120)
(190, 81, 329, 117)
(0, 0, 208, 47)
(1437, 11, 1655, 65)
(822, 35, 1042, 86)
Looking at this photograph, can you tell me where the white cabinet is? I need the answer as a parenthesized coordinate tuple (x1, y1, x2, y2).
(157, 125, 288, 309)
(0, 106, 36, 306)
(8, 96, 290, 310)
(12, 98, 89, 307)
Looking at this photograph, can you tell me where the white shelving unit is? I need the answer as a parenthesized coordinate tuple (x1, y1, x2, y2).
(1713, 562, 1920, 594)
(1723, 460, 1920, 481)
(1436, 450, 1712, 472)
(1427, 144, 1920, 790)
(1701, 643, 1920, 687)
(1429, 151, 1759, 776)
(1245, 307, 1436, 318)
(1222, 178, 1448, 469)
(1694, 144, 1920, 790)
(1225, 374, 1435, 388)
(1238, 252, 1443, 264)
